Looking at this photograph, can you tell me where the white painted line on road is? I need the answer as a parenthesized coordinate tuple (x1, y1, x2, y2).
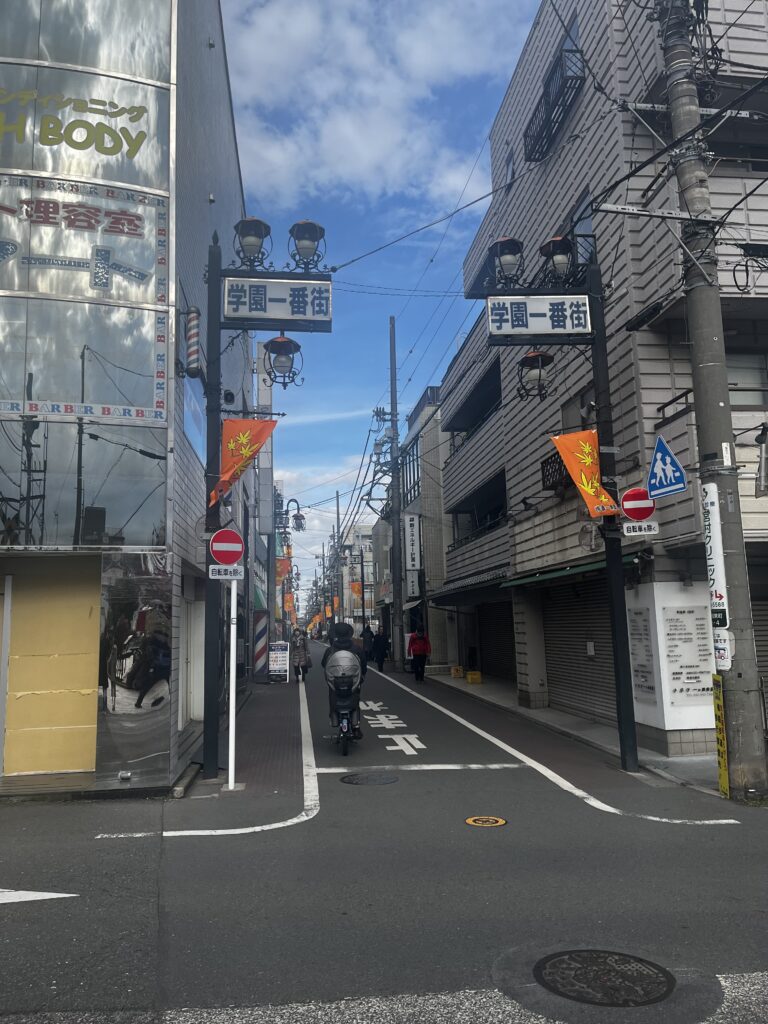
(373, 670, 740, 826)
(96, 683, 320, 840)
(317, 763, 521, 773)
(0, 887, 78, 904)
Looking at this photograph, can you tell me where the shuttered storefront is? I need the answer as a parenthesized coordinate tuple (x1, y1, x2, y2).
(478, 602, 516, 681)
(752, 600, 768, 725)
(543, 577, 616, 722)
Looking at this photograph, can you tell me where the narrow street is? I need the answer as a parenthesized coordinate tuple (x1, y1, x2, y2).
(1, 650, 766, 1023)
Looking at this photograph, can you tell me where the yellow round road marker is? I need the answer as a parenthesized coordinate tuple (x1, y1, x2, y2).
(465, 815, 506, 827)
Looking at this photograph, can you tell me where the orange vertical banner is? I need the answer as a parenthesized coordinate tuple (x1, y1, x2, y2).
(550, 429, 619, 518)
(209, 419, 277, 506)
(276, 557, 291, 583)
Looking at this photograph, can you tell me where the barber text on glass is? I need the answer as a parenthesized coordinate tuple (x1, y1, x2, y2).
(487, 295, 592, 337)
(223, 277, 332, 333)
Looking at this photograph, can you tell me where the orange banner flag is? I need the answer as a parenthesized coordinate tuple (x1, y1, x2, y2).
(350, 581, 363, 597)
(550, 429, 619, 519)
(284, 592, 295, 612)
(209, 419, 277, 506)
(276, 557, 291, 583)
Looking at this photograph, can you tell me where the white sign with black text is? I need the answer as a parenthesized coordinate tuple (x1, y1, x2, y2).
(701, 482, 729, 628)
(209, 564, 245, 580)
(405, 513, 421, 571)
(406, 569, 420, 599)
(623, 521, 659, 537)
(486, 294, 592, 336)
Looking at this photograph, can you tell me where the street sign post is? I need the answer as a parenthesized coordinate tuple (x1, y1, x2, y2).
(208, 527, 244, 790)
(621, 487, 656, 521)
(647, 435, 687, 498)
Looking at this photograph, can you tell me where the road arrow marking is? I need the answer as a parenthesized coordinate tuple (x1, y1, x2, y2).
(0, 887, 78, 904)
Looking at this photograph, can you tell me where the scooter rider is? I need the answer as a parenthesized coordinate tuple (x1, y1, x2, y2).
(321, 622, 366, 738)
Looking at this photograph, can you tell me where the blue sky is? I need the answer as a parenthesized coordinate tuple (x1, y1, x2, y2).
(220, 0, 538, 606)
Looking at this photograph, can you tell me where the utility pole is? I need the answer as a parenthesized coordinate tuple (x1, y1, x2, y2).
(203, 233, 222, 780)
(72, 345, 86, 545)
(336, 489, 344, 623)
(658, 0, 767, 796)
(389, 316, 404, 671)
(360, 544, 366, 628)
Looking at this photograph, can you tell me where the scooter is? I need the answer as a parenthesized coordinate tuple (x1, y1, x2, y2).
(324, 649, 363, 756)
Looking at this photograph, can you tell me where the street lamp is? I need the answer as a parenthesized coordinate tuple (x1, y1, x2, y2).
(289, 220, 325, 272)
(517, 350, 556, 401)
(234, 217, 272, 269)
(263, 335, 303, 390)
(486, 232, 639, 772)
(285, 498, 306, 531)
(489, 237, 525, 288)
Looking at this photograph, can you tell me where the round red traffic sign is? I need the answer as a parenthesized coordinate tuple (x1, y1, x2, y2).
(210, 527, 244, 565)
(621, 487, 656, 522)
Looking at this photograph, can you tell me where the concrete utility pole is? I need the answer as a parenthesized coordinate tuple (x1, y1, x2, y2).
(389, 316, 404, 671)
(336, 489, 344, 623)
(658, 0, 767, 796)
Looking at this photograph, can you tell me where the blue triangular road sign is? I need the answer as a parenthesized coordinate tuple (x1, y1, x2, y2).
(647, 435, 687, 498)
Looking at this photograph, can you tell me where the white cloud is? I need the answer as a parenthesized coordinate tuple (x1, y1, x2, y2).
(280, 407, 373, 428)
(221, 0, 536, 210)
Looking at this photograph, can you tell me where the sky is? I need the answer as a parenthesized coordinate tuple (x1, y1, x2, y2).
(220, 0, 539, 611)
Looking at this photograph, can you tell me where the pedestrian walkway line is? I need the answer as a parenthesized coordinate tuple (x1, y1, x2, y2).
(373, 670, 740, 826)
(317, 763, 521, 773)
(95, 683, 319, 841)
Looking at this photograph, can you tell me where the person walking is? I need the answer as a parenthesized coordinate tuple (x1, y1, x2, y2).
(361, 622, 375, 659)
(291, 627, 311, 683)
(407, 625, 431, 682)
(371, 626, 389, 673)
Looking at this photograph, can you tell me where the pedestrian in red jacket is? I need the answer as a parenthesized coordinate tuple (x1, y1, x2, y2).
(408, 626, 431, 682)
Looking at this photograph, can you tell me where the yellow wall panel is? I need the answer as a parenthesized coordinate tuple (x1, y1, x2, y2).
(4, 726, 97, 775)
(8, 653, 98, 694)
(2, 556, 101, 775)
(5, 688, 98, 730)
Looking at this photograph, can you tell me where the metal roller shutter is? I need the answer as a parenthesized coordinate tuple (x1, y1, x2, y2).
(752, 600, 768, 725)
(543, 578, 616, 722)
(478, 602, 516, 680)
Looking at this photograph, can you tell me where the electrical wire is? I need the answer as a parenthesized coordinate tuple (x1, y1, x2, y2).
(547, 0, 612, 98)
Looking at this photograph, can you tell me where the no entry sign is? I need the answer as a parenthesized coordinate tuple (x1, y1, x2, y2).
(621, 487, 656, 522)
(210, 528, 244, 565)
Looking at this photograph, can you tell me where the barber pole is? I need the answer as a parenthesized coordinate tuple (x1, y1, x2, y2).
(254, 611, 269, 677)
(185, 306, 201, 377)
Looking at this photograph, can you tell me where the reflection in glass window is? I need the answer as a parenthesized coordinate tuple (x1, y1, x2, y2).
(0, 1, 41, 62)
(0, 66, 170, 189)
(0, 298, 27, 411)
(0, 420, 166, 547)
(39, 0, 172, 82)
(728, 351, 768, 407)
(183, 375, 206, 466)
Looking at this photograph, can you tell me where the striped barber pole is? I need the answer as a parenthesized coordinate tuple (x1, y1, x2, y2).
(185, 306, 201, 378)
(254, 612, 269, 676)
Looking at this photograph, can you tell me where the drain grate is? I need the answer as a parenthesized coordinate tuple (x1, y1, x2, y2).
(533, 950, 676, 1007)
(340, 773, 399, 786)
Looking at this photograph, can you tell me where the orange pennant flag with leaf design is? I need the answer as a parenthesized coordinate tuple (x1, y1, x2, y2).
(209, 419, 277, 506)
(550, 429, 619, 519)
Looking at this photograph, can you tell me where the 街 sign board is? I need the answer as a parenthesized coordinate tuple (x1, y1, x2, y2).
(487, 294, 591, 338)
(223, 277, 332, 333)
(701, 482, 729, 628)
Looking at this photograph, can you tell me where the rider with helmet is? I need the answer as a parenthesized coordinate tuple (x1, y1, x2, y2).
(321, 622, 366, 738)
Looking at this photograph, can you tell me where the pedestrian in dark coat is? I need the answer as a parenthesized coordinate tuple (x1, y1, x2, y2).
(291, 628, 310, 682)
(371, 627, 389, 672)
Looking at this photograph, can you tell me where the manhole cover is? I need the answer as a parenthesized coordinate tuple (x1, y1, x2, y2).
(465, 815, 506, 827)
(340, 773, 399, 786)
(533, 950, 676, 1007)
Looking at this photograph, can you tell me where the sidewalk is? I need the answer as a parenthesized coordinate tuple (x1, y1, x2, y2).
(383, 664, 720, 796)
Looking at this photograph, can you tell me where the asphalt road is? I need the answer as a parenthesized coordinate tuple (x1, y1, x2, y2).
(0, 646, 766, 1023)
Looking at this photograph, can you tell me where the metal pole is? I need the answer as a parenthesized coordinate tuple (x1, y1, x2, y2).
(389, 316, 404, 671)
(203, 233, 222, 779)
(336, 490, 344, 623)
(659, 0, 767, 796)
(588, 263, 639, 773)
(227, 577, 237, 790)
(321, 542, 326, 635)
(72, 346, 86, 545)
(360, 544, 366, 627)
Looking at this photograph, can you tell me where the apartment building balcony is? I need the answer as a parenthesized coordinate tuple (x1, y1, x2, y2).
(445, 512, 510, 582)
(523, 48, 585, 163)
(443, 403, 503, 511)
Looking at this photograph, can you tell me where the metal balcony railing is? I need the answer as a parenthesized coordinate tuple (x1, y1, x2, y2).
(447, 510, 508, 553)
(523, 48, 585, 163)
(541, 451, 573, 492)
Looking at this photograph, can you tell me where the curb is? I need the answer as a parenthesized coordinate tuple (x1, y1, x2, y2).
(171, 762, 200, 799)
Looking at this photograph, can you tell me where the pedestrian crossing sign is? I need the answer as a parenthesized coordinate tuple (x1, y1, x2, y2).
(647, 435, 687, 498)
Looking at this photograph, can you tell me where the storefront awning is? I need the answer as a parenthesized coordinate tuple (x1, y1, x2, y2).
(501, 554, 636, 589)
(428, 567, 509, 606)
(253, 584, 268, 610)
(403, 598, 422, 611)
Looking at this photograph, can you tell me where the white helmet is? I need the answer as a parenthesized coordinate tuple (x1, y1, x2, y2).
(324, 650, 362, 687)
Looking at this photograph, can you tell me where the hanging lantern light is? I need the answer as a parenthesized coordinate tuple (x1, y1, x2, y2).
(517, 350, 556, 401)
(539, 235, 574, 279)
(263, 335, 303, 389)
(488, 237, 525, 287)
(288, 220, 325, 271)
(285, 498, 306, 531)
(235, 217, 272, 268)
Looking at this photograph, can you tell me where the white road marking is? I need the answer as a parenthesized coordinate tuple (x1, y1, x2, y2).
(96, 683, 319, 840)
(372, 669, 740, 826)
(378, 733, 426, 756)
(0, 887, 78, 904)
(317, 763, 521, 773)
